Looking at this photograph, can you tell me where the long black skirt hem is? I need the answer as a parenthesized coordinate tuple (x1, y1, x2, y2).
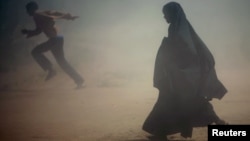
(142, 90, 219, 138)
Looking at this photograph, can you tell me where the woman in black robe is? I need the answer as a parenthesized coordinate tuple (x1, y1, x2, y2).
(142, 2, 228, 140)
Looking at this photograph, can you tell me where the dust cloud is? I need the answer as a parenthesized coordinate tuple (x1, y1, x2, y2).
(0, 0, 250, 140)
(2, 0, 250, 87)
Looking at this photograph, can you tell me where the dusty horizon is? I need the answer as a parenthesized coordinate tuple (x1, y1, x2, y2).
(0, 0, 250, 141)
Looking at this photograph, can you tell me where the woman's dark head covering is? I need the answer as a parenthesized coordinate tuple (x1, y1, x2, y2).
(154, 2, 226, 100)
(162, 2, 215, 68)
(162, 2, 198, 55)
(162, 2, 189, 41)
(162, 2, 186, 24)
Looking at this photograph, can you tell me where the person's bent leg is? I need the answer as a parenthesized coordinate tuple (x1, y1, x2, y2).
(31, 41, 56, 80)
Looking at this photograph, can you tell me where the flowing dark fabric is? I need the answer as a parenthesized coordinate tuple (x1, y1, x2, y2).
(142, 2, 227, 138)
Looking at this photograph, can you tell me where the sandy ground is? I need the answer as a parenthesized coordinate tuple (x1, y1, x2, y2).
(0, 64, 250, 141)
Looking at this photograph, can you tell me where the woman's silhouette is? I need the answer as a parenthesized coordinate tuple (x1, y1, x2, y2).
(142, 2, 228, 140)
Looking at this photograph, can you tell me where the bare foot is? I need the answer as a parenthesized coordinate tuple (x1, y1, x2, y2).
(45, 70, 56, 81)
(75, 80, 86, 89)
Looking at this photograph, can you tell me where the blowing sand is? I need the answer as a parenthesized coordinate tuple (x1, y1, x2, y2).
(0, 64, 249, 141)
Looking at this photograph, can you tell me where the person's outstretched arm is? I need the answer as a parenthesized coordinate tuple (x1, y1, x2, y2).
(42, 10, 79, 20)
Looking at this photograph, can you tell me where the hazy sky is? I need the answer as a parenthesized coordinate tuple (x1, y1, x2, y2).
(19, 0, 250, 72)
